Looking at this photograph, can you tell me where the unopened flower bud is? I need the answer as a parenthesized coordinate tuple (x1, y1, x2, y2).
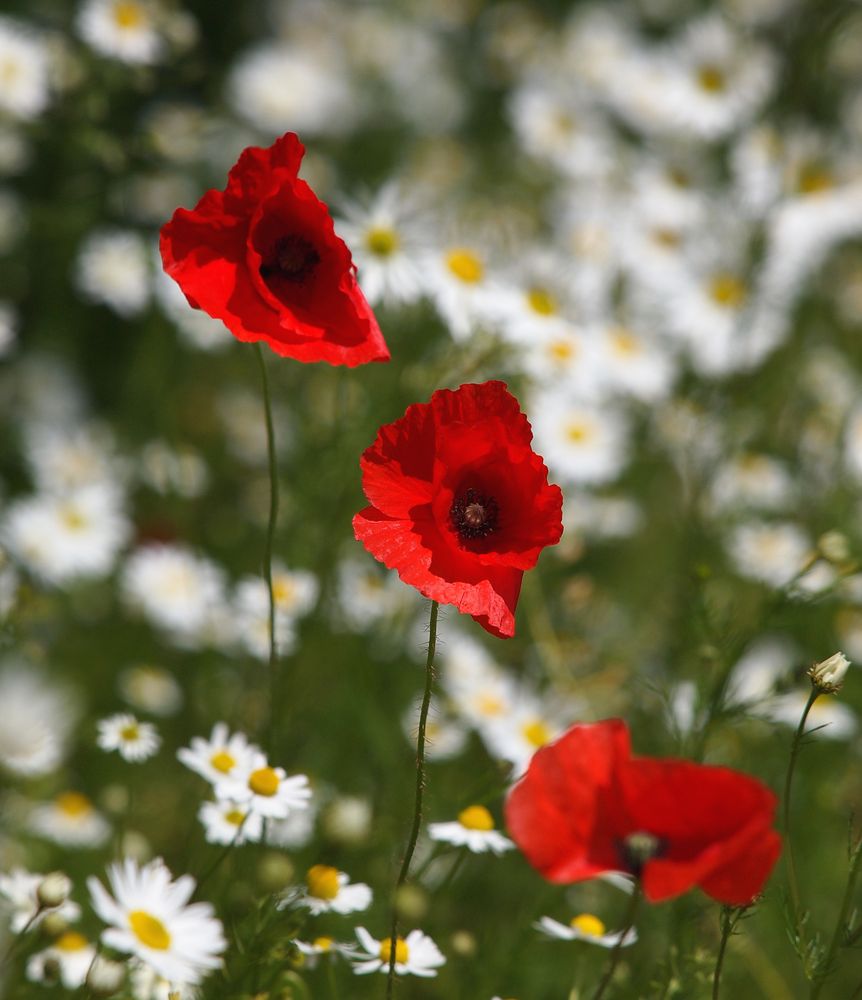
(85, 955, 126, 997)
(36, 871, 71, 909)
(808, 652, 851, 693)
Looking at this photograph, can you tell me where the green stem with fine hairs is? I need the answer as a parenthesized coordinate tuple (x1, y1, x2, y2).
(254, 343, 280, 757)
(386, 600, 439, 999)
(713, 905, 747, 1000)
(782, 685, 819, 955)
(590, 882, 642, 1000)
(810, 838, 862, 999)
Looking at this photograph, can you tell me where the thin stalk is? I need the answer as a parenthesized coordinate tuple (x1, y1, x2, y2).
(0, 908, 42, 971)
(782, 685, 819, 946)
(713, 906, 745, 1000)
(590, 882, 642, 1000)
(196, 816, 247, 892)
(255, 343, 280, 756)
(810, 839, 862, 999)
(386, 600, 439, 999)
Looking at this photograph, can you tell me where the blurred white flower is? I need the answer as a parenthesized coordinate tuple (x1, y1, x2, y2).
(75, 229, 151, 317)
(0, 868, 81, 932)
(535, 913, 637, 948)
(727, 521, 812, 588)
(294, 865, 372, 916)
(351, 927, 445, 978)
(29, 790, 112, 847)
(26, 930, 96, 989)
(177, 723, 261, 788)
(215, 752, 311, 821)
(197, 799, 263, 845)
(77, 0, 163, 64)
(0, 17, 50, 120)
(118, 665, 182, 717)
(428, 805, 514, 855)
(0, 663, 77, 777)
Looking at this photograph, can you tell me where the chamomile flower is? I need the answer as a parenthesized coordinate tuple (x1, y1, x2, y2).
(75, 229, 151, 318)
(77, 0, 163, 64)
(0, 663, 77, 777)
(215, 753, 312, 820)
(0, 17, 50, 120)
(336, 184, 427, 306)
(197, 799, 263, 845)
(295, 865, 372, 915)
(232, 577, 297, 661)
(118, 665, 183, 717)
(0, 868, 81, 932)
(535, 913, 637, 948)
(29, 791, 112, 848)
(26, 931, 97, 989)
(351, 927, 445, 978)
(727, 521, 812, 588)
(177, 723, 261, 788)
(97, 713, 161, 762)
(481, 703, 566, 775)
(760, 691, 858, 740)
(709, 453, 794, 513)
(422, 239, 504, 341)
(87, 858, 226, 985)
(428, 805, 515, 855)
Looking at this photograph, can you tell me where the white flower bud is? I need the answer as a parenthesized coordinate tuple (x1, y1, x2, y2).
(808, 652, 851, 692)
(36, 871, 71, 909)
(85, 955, 126, 997)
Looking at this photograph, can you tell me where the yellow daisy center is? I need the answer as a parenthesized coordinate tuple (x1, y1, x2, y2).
(306, 865, 340, 900)
(548, 339, 575, 363)
(113, 1, 145, 29)
(224, 808, 246, 826)
(0, 59, 20, 86)
(570, 913, 606, 937)
(365, 226, 400, 257)
(61, 507, 86, 531)
(565, 421, 592, 445)
(697, 64, 726, 93)
(272, 576, 297, 607)
(797, 163, 834, 195)
(610, 328, 640, 356)
(651, 227, 681, 249)
(129, 910, 171, 950)
(210, 749, 235, 773)
(527, 286, 557, 316)
(476, 693, 504, 716)
(709, 273, 747, 309)
(56, 931, 88, 952)
(249, 766, 280, 797)
(446, 248, 484, 284)
(522, 719, 552, 748)
(313, 936, 334, 951)
(120, 723, 140, 742)
(379, 937, 409, 965)
(458, 804, 495, 831)
(56, 791, 92, 817)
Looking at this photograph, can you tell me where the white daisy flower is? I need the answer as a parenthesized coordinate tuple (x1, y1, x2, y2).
(97, 713, 161, 762)
(535, 913, 638, 948)
(335, 557, 415, 631)
(708, 453, 794, 514)
(29, 790, 112, 848)
(759, 692, 858, 740)
(226, 41, 352, 136)
(266, 801, 317, 850)
(480, 703, 567, 776)
(118, 665, 183, 718)
(197, 799, 263, 846)
(232, 577, 297, 662)
(129, 961, 198, 999)
(178, 723, 261, 788)
(428, 805, 515, 856)
(3, 484, 131, 585)
(727, 521, 812, 588)
(75, 229, 151, 318)
(402, 696, 468, 762)
(351, 927, 445, 978)
(594, 324, 677, 403)
(295, 936, 356, 968)
(0, 868, 81, 933)
(24, 422, 124, 495)
(77, 0, 163, 65)
(335, 184, 427, 307)
(139, 440, 208, 499)
(0, 663, 77, 777)
(0, 17, 50, 120)
(422, 240, 504, 342)
(295, 865, 372, 916)
(87, 857, 226, 985)
(26, 930, 97, 989)
(215, 752, 311, 820)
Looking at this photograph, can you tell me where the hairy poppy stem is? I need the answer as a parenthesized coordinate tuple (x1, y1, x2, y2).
(386, 600, 439, 998)
(590, 882, 642, 1000)
(255, 343, 280, 758)
(782, 684, 819, 955)
(713, 905, 746, 1000)
(809, 837, 862, 999)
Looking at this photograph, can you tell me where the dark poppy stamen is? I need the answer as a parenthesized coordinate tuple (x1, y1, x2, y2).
(617, 831, 664, 876)
(261, 234, 320, 284)
(450, 487, 500, 541)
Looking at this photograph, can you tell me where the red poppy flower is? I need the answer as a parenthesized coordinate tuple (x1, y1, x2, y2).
(159, 132, 390, 367)
(352, 381, 563, 638)
(505, 719, 781, 905)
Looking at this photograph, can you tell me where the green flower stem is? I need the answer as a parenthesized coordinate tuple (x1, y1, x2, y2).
(782, 685, 819, 949)
(713, 905, 745, 1000)
(255, 343, 280, 757)
(810, 838, 862, 999)
(590, 882, 642, 1000)
(386, 600, 439, 999)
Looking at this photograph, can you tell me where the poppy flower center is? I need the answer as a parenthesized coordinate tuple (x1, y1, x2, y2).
(261, 235, 320, 284)
(450, 488, 499, 541)
(619, 830, 664, 875)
